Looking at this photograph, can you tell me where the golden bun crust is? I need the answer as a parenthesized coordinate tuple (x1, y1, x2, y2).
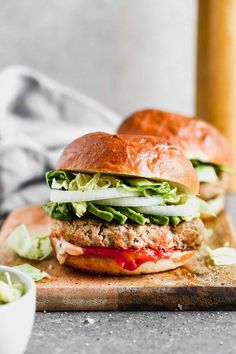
(57, 132, 199, 193)
(64, 250, 195, 275)
(118, 109, 231, 166)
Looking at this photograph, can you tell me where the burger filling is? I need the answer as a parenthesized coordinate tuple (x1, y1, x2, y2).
(191, 160, 233, 202)
(51, 217, 203, 270)
(51, 217, 203, 250)
(43, 170, 208, 270)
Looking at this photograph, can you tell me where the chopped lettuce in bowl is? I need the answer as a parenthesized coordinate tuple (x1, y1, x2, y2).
(0, 265, 49, 304)
(0, 265, 36, 354)
(0, 271, 25, 305)
(0, 264, 43, 305)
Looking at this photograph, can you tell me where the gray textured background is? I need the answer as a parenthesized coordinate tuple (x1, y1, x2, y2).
(25, 311, 236, 354)
(0, 0, 197, 117)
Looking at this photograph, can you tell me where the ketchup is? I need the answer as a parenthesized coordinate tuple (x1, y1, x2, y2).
(83, 247, 174, 271)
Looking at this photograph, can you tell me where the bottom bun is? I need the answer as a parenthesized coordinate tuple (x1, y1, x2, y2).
(201, 194, 225, 220)
(64, 250, 195, 275)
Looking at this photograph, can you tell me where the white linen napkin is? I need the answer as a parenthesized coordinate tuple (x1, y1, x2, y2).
(0, 66, 120, 222)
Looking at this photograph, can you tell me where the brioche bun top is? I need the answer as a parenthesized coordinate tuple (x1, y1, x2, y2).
(117, 109, 231, 166)
(57, 132, 199, 193)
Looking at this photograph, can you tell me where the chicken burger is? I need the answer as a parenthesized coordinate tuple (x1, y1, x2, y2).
(42, 132, 208, 275)
(118, 109, 232, 217)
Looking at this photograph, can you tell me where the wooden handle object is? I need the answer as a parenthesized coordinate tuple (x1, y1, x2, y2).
(196, 0, 236, 189)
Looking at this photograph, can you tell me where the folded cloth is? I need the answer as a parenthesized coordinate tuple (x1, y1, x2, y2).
(0, 66, 120, 224)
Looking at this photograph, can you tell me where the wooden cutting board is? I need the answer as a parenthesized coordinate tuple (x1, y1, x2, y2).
(1, 205, 236, 311)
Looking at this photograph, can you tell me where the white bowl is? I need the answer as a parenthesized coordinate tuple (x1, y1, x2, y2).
(0, 265, 36, 354)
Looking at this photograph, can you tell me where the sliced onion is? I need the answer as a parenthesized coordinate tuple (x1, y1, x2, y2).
(134, 198, 200, 217)
(49, 188, 140, 203)
(95, 195, 164, 207)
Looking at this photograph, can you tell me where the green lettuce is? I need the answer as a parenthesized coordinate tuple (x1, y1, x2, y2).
(7, 224, 52, 261)
(125, 178, 182, 203)
(218, 165, 236, 174)
(72, 202, 87, 218)
(206, 246, 236, 265)
(126, 178, 171, 191)
(47, 171, 181, 202)
(43, 171, 203, 226)
(46, 170, 74, 190)
(42, 202, 75, 220)
(191, 160, 236, 176)
(169, 216, 181, 226)
(198, 198, 214, 216)
(195, 165, 218, 183)
(126, 178, 171, 194)
(0, 272, 25, 304)
(14, 264, 50, 281)
(42, 200, 194, 226)
(69, 173, 123, 191)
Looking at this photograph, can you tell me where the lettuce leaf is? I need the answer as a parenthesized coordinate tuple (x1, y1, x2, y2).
(195, 165, 218, 183)
(198, 198, 215, 216)
(169, 216, 181, 226)
(126, 178, 171, 193)
(42, 202, 75, 220)
(191, 160, 206, 168)
(206, 246, 236, 265)
(42, 199, 196, 226)
(0, 282, 23, 304)
(48, 172, 181, 203)
(69, 173, 123, 191)
(0, 272, 25, 304)
(0, 264, 49, 304)
(191, 160, 236, 176)
(14, 264, 50, 281)
(69, 173, 101, 191)
(7, 224, 52, 261)
(67, 173, 179, 200)
(44, 171, 202, 225)
(72, 202, 87, 218)
(46, 170, 74, 190)
(218, 165, 236, 174)
(124, 178, 182, 203)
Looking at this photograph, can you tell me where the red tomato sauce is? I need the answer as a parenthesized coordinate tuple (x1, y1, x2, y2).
(83, 247, 174, 271)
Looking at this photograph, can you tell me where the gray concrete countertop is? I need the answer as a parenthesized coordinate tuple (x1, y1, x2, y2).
(26, 311, 236, 354)
(25, 194, 236, 354)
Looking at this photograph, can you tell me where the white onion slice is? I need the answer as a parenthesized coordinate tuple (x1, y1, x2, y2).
(95, 195, 164, 207)
(134, 198, 200, 217)
(49, 188, 140, 203)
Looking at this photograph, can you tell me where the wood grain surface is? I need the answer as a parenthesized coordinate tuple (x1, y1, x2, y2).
(1, 205, 236, 311)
